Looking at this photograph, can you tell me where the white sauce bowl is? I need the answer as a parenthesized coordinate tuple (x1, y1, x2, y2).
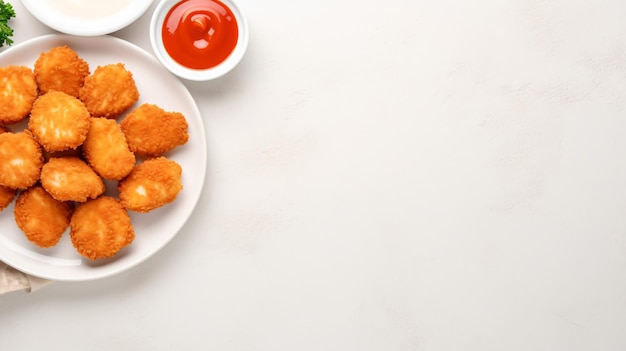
(20, 0, 154, 36)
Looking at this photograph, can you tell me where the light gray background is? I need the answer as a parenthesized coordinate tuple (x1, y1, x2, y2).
(2, 0, 626, 350)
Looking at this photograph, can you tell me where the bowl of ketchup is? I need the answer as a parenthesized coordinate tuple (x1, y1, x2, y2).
(150, 0, 249, 81)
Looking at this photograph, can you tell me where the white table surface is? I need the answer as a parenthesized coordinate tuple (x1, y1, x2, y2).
(2, 0, 626, 349)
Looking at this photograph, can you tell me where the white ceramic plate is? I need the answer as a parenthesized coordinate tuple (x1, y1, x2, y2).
(0, 34, 207, 281)
(20, 0, 154, 36)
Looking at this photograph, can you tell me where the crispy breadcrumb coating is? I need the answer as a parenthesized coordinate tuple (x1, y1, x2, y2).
(0, 131, 44, 190)
(83, 117, 135, 180)
(29, 90, 91, 152)
(70, 196, 135, 260)
(0, 66, 38, 124)
(0, 185, 16, 212)
(40, 157, 105, 202)
(118, 157, 183, 213)
(79, 63, 139, 118)
(34, 45, 90, 97)
(14, 185, 73, 248)
(121, 104, 189, 157)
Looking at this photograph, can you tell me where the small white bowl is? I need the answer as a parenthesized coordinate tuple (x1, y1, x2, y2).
(20, 0, 153, 36)
(150, 0, 249, 81)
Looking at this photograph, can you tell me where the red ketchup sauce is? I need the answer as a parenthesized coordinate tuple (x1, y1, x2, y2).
(162, 0, 239, 70)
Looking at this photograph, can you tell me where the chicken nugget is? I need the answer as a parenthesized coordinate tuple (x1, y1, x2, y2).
(0, 66, 38, 124)
(121, 104, 189, 157)
(118, 157, 183, 212)
(79, 63, 139, 118)
(29, 90, 91, 152)
(0, 185, 16, 212)
(14, 186, 73, 248)
(0, 131, 44, 190)
(41, 157, 105, 202)
(34, 45, 90, 97)
(83, 117, 135, 180)
(70, 196, 134, 260)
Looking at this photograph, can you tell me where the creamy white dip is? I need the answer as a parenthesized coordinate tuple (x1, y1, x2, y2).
(46, 0, 133, 19)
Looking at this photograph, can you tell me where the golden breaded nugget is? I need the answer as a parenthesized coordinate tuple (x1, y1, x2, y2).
(29, 90, 91, 152)
(79, 63, 139, 118)
(0, 185, 16, 212)
(0, 66, 38, 124)
(0, 131, 44, 190)
(118, 157, 183, 213)
(70, 196, 134, 260)
(41, 157, 105, 202)
(34, 45, 89, 97)
(121, 104, 189, 157)
(83, 117, 135, 180)
(0, 122, 16, 211)
(14, 186, 73, 248)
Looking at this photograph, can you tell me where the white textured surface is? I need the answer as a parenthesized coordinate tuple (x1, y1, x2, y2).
(2, 0, 626, 350)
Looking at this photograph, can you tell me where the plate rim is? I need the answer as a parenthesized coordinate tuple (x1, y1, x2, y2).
(0, 33, 207, 282)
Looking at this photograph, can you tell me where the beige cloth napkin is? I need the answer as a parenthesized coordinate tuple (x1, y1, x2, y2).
(0, 261, 52, 295)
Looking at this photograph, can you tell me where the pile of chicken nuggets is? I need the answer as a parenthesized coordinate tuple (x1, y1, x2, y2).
(0, 45, 189, 260)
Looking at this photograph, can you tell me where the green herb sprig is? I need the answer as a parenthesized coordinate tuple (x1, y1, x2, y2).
(0, 0, 15, 47)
